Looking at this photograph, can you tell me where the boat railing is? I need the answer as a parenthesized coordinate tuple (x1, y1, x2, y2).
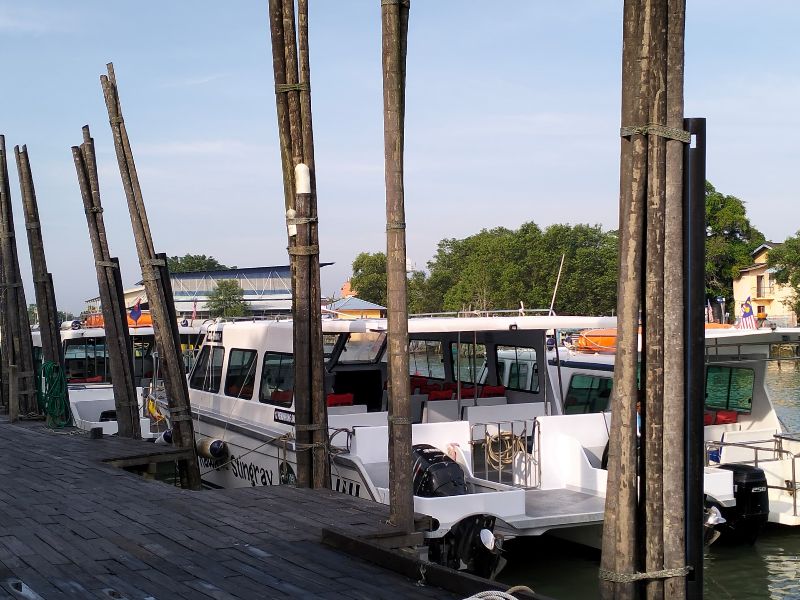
(410, 308, 554, 319)
(470, 418, 540, 489)
(705, 437, 800, 517)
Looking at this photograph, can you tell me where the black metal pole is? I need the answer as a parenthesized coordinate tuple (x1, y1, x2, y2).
(683, 117, 706, 600)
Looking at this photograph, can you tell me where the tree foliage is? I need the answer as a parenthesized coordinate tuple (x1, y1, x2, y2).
(206, 280, 247, 318)
(349, 224, 619, 316)
(167, 254, 234, 273)
(347, 181, 764, 317)
(768, 232, 800, 320)
(350, 252, 388, 306)
(705, 181, 765, 302)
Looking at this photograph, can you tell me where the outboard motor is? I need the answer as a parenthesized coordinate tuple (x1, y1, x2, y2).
(715, 464, 769, 544)
(412, 444, 504, 578)
(412, 444, 467, 497)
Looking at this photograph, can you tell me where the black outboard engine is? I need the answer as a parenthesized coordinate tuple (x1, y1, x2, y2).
(412, 445, 504, 578)
(714, 464, 769, 544)
(412, 444, 467, 497)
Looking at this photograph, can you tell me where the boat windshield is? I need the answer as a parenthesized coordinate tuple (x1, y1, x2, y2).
(338, 332, 386, 363)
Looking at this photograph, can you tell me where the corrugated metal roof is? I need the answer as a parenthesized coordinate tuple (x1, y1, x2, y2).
(325, 297, 386, 311)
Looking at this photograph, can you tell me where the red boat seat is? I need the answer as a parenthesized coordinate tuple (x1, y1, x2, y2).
(481, 385, 505, 398)
(327, 393, 354, 407)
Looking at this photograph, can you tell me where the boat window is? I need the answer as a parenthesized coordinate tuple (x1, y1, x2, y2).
(496, 346, 539, 392)
(409, 340, 445, 379)
(339, 332, 386, 363)
(260, 352, 294, 407)
(63, 338, 110, 383)
(189, 345, 225, 393)
(450, 341, 486, 384)
(132, 335, 155, 384)
(705, 366, 754, 413)
(323, 334, 340, 358)
(225, 349, 258, 400)
(564, 374, 613, 414)
(180, 333, 201, 373)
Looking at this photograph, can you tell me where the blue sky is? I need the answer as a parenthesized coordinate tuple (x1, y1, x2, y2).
(1, 1, 798, 314)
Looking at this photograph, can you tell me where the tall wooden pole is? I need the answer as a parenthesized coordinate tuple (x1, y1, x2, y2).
(16, 145, 69, 424)
(16, 147, 63, 366)
(600, 0, 648, 597)
(663, 3, 687, 598)
(268, 0, 310, 488)
(297, 0, 330, 489)
(382, 0, 413, 533)
(72, 126, 140, 439)
(643, 1, 668, 597)
(100, 64, 201, 489)
(0, 136, 38, 417)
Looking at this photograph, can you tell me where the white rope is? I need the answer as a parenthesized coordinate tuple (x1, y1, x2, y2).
(462, 586, 535, 600)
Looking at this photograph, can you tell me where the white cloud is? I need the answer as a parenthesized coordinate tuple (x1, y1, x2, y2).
(0, 6, 75, 34)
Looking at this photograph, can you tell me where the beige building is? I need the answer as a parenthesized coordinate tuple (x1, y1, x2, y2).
(733, 243, 797, 327)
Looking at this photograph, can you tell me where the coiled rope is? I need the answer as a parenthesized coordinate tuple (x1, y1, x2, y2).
(462, 585, 535, 599)
(486, 431, 526, 470)
(40, 361, 71, 429)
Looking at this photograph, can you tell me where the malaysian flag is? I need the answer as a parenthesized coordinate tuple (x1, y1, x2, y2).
(737, 296, 757, 329)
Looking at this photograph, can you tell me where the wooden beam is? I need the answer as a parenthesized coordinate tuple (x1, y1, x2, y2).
(381, 0, 413, 534)
(100, 65, 201, 489)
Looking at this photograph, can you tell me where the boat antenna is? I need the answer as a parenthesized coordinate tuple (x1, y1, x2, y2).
(549, 253, 566, 316)
(549, 253, 567, 412)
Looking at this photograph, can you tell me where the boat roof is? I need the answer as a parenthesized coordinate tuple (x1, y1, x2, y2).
(322, 315, 618, 334)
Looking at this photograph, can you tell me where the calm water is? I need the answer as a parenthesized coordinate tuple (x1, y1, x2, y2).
(499, 364, 800, 599)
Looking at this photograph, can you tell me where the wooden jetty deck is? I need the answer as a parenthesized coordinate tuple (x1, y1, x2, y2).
(0, 419, 463, 600)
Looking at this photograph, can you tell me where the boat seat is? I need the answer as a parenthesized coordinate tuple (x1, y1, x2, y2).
(327, 393, 354, 407)
(423, 399, 460, 423)
(476, 396, 507, 407)
(719, 429, 777, 464)
(481, 385, 506, 398)
(427, 389, 454, 401)
(328, 405, 368, 416)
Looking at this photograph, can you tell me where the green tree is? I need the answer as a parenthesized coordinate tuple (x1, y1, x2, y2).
(27, 303, 38, 325)
(350, 252, 388, 306)
(423, 223, 618, 315)
(705, 181, 765, 304)
(206, 280, 247, 318)
(767, 233, 800, 321)
(167, 254, 234, 273)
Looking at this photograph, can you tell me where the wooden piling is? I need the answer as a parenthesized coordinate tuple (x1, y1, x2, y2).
(15, 146, 66, 374)
(100, 65, 201, 489)
(600, 0, 647, 597)
(297, 0, 330, 489)
(643, 1, 668, 597)
(72, 126, 140, 439)
(663, 1, 687, 598)
(381, 0, 414, 534)
(0, 136, 38, 417)
(268, 0, 328, 489)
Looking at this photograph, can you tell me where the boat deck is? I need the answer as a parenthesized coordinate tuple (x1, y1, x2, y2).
(0, 418, 460, 600)
(515, 488, 606, 530)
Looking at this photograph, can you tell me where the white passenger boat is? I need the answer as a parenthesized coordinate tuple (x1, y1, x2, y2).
(161, 313, 798, 573)
(549, 326, 800, 535)
(31, 322, 202, 437)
